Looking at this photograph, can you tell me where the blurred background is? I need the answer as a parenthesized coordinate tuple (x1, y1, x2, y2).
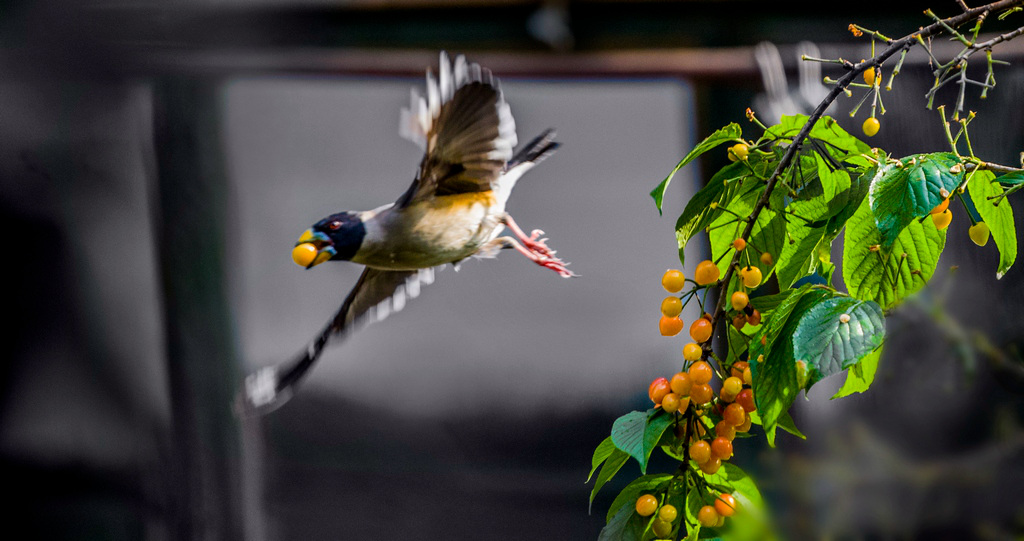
(2, 0, 1024, 539)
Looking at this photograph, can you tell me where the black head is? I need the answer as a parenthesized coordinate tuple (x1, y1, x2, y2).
(291, 211, 366, 268)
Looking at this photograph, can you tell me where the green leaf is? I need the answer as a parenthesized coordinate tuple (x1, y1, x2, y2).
(605, 474, 673, 523)
(652, 123, 743, 214)
(708, 180, 785, 279)
(968, 170, 1017, 278)
(868, 152, 963, 249)
(674, 163, 748, 266)
(832, 346, 883, 399)
(995, 170, 1024, 186)
(598, 500, 645, 541)
(590, 448, 629, 510)
(791, 297, 885, 388)
(704, 462, 763, 510)
(589, 436, 616, 482)
(843, 197, 946, 309)
(610, 410, 673, 474)
(748, 289, 795, 315)
(777, 411, 806, 440)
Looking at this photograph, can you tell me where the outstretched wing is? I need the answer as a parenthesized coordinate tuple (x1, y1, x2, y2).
(244, 267, 436, 413)
(397, 52, 518, 206)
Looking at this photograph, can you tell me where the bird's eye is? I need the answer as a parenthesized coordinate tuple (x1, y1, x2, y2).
(328, 220, 342, 230)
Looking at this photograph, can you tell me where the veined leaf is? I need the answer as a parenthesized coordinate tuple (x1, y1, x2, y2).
(791, 297, 885, 388)
(610, 410, 673, 474)
(588, 436, 616, 482)
(832, 346, 883, 399)
(968, 170, 1017, 278)
(843, 198, 946, 309)
(709, 180, 785, 279)
(598, 499, 645, 541)
(605, 474, 674, 523)
(673, 162, 748, 266)
(995, 170, 1024, 186)
(590, 448, 629, 510)
(652, 123, 743, 214)
(868, 152, 963, 250)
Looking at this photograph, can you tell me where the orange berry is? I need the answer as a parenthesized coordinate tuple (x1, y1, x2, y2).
(723, 403, 746, 426)
(730, 361, 749, 379)
(732, 238, 746, 251)
(737, 413, 753, 433)
(732, 313, 746, 331)
(662, 392, 682, 413)
(660, 316, 684, 337)
(661, 296, 683, 317)
(698, 505, 719, 527)
(649, 377, 671, 405)
(699, 457, 722, 474)
(930, 197, 950, 215)
(746, 309, 762, 326)
(689, 440, 711, 464)
(711, 436, 733, 460)
(715, 420, 736, 441)
(743, 366, 752, 386)
(690, 317, 713, 343)
(690, 383, 714, 405)
(694, 260, 721, 286)
(662, 269, 686, 292)
(688, 361, 713, 385)
(636, 494, 658, 517)
(736, 388, 756, 412)
(760, 252, 773, 266)
(682, 343, 703, 362)
(670, 372, 692, 396)
(730, 291, 749, 311)
(863, 66, 877, 86)
(715, 494, 738, 517)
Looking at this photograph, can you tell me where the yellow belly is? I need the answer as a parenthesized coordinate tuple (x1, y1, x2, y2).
(354, 192, 501, 270)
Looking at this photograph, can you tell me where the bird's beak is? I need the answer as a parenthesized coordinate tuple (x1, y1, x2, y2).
(292, 229, 337, 269)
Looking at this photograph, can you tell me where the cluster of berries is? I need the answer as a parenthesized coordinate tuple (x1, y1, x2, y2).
(634, 491, 739, 535)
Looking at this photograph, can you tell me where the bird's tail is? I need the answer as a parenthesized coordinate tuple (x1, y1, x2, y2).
(507, 129, 560, 170)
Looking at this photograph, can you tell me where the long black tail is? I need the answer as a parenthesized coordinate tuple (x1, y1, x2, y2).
(508, 129, 560, 169)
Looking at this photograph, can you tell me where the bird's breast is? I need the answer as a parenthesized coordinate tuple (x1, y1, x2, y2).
(354, 191, 502, 270)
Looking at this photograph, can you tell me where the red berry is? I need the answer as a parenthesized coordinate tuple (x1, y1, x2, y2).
(711, 437, 733, 460)
(736, 388, 756, 412)
(649, 377, 671, 405)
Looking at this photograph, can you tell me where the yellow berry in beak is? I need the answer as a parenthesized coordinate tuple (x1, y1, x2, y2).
(292, 243, 318, 267)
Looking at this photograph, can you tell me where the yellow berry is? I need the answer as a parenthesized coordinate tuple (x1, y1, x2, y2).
(715, 494, 738, 517)
(661, 392, 682, 413)
(694, 260, 721, 286)
(863, 117, 880, 137)
(689, 440, 711, 464)
(698, 505, 719, 527)
(658, 504, 678, 523)
(661, 296, 683, 317)
(682, 343, 703, 362)
(730, 291, 749, 311)
(636, 494, 658, 517)
(670, 372, 693, 396)
(662, 269, 686, 292)
(969, 222, 990, 246)
(727, 143, 749, 162)
(760, 252, 773, 266)
(932, 208, 953, 230)
(739, 266, 762, 288)
(863, 66, 876, 86)
(291, 243, 318, 267)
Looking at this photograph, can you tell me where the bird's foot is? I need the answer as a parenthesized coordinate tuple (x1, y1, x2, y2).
(499, 236, 575, 278)
(503, 215, 557, 258)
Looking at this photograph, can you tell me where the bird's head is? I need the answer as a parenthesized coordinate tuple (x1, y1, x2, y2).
(291, 211, 366, 268)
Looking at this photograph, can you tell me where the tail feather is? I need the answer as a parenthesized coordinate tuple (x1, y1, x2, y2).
(508, 129, 560, 170)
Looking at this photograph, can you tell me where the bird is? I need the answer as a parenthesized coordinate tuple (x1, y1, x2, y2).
(243, 52, 572, 413)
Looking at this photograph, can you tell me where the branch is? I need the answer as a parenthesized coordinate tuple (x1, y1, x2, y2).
(707, 0, 1024, 350)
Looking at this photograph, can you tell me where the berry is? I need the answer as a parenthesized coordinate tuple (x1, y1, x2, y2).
(699, 457, 722, 474)
(651, 519, 672, 538)
(715, 420, 736, 441)
(694, 260, 721, 286)
(736, 388, 756, 412)
(730, 361, 749, 379)
(689, 440, 711, 464)
(969, 222, 990, 246)
(670, 372, 693, 396)
(731, 314, 746, 331)
(660, 316, 684, 337)
(723, 403, 746, 426)
(698, 505, 719, 528)
(690, 383, 714, 405)
(661, 296, 683, 317)
(743, 366, 752, 386)
(649, 377, 672, 405)
(688, 361, 713, 385)
(730, 291, 749, 311)
(863, 66, 876, 86)
(662, 269, 686, 292)
(727, 143, 749, 162)
(795, 360, 810, 389)
(722, 376, 743, 397)
(711, 436, 733, 460)
(746, 309, 762, 326)
(739, 266, 762, 288)
(732, 238, 747, 251)
(636, 494, 658, 517)
(662, 392, 683, 413)
(690, 317, 713, 343)
(862, 117, 880, 137)
(760, 252, 773, 266)
(737, 413, 753, 433)
(930, 197, 950, 215)
(715, 494, 738, 517)
(658, 504, 678, 523)
(291, 243, 318, 267)
(932, 208, 952, 230)
(682, 343, 703, 362)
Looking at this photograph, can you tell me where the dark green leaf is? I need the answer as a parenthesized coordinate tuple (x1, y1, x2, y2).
(748, 289, 795, 315)
(709, 180, 784, 279)
(589, 436, 616, 482)
(610, 410, 673, 474)
(868, 152, 963, 249)
(832, 346, 883, 399)
(825, 163, 874, 237)
(605, 474, 674, 522)
(968, 170, 1017, 277)
(590, 448, 629, 510)
(995, 170, 1024, 186)
(652, 123, 743, 213)
(674, 163, 748, 266)
(843, 197, 946, 309)
(777, 411, 806, 440)
(791, 297, 885, 388)
(598, 500, 645, 541)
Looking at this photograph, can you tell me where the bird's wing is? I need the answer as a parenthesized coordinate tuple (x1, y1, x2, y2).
(396, 52, 518, 206)
(244, 267, 436, 413)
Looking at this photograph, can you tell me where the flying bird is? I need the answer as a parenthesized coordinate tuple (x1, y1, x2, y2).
(244, 52, 571, 413)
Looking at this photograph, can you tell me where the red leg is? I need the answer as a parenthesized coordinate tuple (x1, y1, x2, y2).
(503, 214, 556, 258)
(500, 235, 576, 278)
